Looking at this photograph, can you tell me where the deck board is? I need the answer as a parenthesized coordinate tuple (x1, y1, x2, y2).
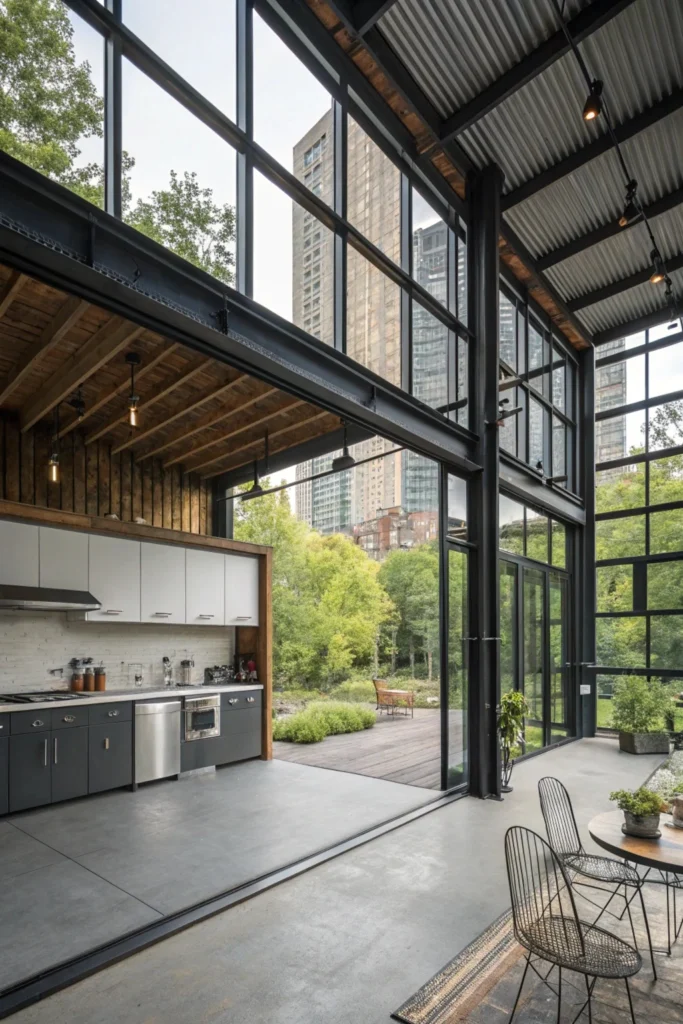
(274, 708, 464, 790)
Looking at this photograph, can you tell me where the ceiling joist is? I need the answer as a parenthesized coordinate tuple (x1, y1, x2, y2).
(568, 251, 683, 312)
(439, 0, 635, 143)
(0, 295, 89, 407)
(0, 270, 27, 319)
(198, 411, 337, 480)
(20, 319, 145, 433)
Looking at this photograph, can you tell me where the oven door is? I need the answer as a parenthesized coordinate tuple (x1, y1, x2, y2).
(184, 702, 220, 740)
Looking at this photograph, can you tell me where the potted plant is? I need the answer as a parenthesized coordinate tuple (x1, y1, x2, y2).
(611, 675, 671, 754)
(497, 690, 528, 793)
(610, 787, 668, 838)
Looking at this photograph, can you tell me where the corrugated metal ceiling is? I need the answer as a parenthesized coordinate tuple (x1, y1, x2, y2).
(377, 0, 683, 339)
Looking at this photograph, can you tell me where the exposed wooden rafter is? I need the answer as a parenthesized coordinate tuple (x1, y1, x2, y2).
(163, 395, 303, 470)
(199, 411, 336, 480)
(111, 374, 248, 456)
(86, 357, 214, 446)
(58, 342, 180, 438)
(0, 295, 89, 407)
(0, 270, 27, 319)
(20, 320, 146, 432)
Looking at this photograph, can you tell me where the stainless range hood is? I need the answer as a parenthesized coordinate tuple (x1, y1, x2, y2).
(0, 584, 101, 612)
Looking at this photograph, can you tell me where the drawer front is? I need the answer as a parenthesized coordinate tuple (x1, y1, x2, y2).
(215, 729, 262, 765)
(51, 706, 89, 730)
(11, 711, 51, 735)
(88, 701, 133, 726)
(221, 707, 262, 735)
(221, 690, 262, 711)
(0, 714, 7, 738)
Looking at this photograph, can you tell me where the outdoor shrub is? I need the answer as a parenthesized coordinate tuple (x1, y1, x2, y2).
(330, 680, 376, 703)
(611, 675, 672, 733)
(609, 787, 667, 817)
(308, 701, 375, 733)
(273, 711, 328, 744)
(272, 702, 375, 744)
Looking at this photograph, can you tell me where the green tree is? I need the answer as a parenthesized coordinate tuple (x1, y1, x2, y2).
(379, 543, 440, 680)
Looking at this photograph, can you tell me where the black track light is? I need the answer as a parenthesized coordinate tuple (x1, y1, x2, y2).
(618, 180, 641, 228)
(650, 249, 666, 285)
(331, 423, 356, 472)
(582, 79, 603, 121)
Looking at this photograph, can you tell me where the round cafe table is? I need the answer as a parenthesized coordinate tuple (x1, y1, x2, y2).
(589, 809, 683, 955)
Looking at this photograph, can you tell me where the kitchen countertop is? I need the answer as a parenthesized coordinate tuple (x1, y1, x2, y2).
(0, 684, 264, 713)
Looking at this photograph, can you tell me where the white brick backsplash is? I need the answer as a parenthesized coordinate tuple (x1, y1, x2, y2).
(0, 612, 234, 692)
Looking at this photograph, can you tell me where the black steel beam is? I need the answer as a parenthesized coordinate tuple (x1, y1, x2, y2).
(103, 0, 122, 218)
(352, 0, 397, 35)
(0, 152, 479, 476)
(537, 186, 683, 271)
(568, 251, 683, 311)
(499, 456, 586, 525)
(440, 0, 635, 143)
(579, 347, 596, 737)
(502, 88, 683, 211)
(594, 306, 682, 345)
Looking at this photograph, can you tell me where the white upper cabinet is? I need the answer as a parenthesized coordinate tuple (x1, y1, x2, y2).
(87, 534, 141, 622)
(225, 553, 259, 626)
(39, 527, 89, 591)
(0, 520, 39, 587)
(140, 542, 186, 624)
(186, 548, 224, 625)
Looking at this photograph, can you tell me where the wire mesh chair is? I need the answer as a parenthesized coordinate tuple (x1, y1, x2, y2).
(538, 776, 657, 980)
(505, 826, 642, 1023)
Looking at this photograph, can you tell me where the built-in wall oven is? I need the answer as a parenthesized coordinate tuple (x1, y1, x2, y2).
(184, 693, 220, 740)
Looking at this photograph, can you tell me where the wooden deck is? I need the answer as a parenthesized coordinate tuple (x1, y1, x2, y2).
(274, 708, 464, 790)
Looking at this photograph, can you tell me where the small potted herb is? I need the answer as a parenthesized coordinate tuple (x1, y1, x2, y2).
(610, 787, 667, 838)
(611, 676, 671, 755)
(497, 690, 528, 793)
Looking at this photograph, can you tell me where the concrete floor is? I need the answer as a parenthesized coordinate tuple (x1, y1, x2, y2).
(0, 759, 434, 991)
(12, 737, 663, 1024)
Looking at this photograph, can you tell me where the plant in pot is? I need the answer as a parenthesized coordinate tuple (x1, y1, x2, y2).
(497, 690, 528, 793)
(611, 675, 671, 755)
(610, 787, 668, 838)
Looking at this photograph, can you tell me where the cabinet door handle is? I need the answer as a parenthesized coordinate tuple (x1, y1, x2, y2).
(33, 719, 45, 729)
(104, 737, 110, 750)
(63, 714, 76, 723)
(43, 739, 48, 767)
(236, 615, 252, 621)
(228, 698, 238, 705)
(53, 737, 58, 764)
(246, 697, 255, 703)
(154, 612, 172, 617)
(105, 609, 123, 615)
(198, 614, 215, 619)
(107, 710, 120, 717)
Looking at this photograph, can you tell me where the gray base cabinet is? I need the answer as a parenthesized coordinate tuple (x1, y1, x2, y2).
(51, 727, 89, 804)
(0, 736, 9, 817)
(9, 733, 51, 813)
(89, 722, 132, 794)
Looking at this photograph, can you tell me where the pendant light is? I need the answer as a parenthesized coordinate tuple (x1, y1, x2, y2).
(48, 407, 60, 484)
(618, 180, 641, 228)
(582, 79, 603, 121)
(650, 249, 666, 285)
(125, 352, 141, 427)
(331, 423, 356, 472)
(246, 432, 269, 498)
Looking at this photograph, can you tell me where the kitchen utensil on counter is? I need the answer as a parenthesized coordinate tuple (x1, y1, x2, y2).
(162, 656, 173, 688)
(129, 662, 144, 689)
(95, 663, 106, 690)
(71, 658, 84, 691)
(180, 658, 194, 686)
(83, 659, 95, 692)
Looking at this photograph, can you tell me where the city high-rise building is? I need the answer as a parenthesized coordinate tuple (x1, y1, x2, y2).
(595, 338, 628, 468)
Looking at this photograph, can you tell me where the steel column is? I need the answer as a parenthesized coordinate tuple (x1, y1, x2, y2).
(103, 0, 122, 219)
(468, 164, 504, 799)
(236, 0, 254, 296)
(580, 346, 596, 736)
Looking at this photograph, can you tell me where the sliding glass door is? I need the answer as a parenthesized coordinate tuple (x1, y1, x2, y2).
(447, 546, 468, 787)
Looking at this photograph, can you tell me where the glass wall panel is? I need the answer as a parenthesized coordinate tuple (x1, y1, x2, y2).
(448, 548, 468, 787)
(650, 454, 683, 505)
(447, 474, 467, 540)
(596, 616, 646, 668)
(500, 496, 524, 554)
(499, 292, 516, 369)
(528, 323, 545, 395)
(254, 171, 333, 342)
(650, 509, 683, 553)
(648, 562, 683, 609)
(597, 565, 632, 612)
(649, 343, 683, 399)
(412, 189, 447, 306)
(347, 116, 400, 261)
(596, 674, 619, 728)
(529, 396, 545, 469)
(595, 515, 646, 558)
(347, 248, 401, 386)
(122, 60, 236, 284)
(649, 401, 683, 450)
(551, 520, 566, 568)
(124, 1, 236, 119)
(650, 617, 683, 669)
(596, 410, 645, 465)
(549, 573, 568, 728)
(412, 302, 450, 414)
(526, 508, 549, 564)
(523, 567, 545, 752)
(500, 562, 516, 695)
(596, 352, 645, 410)
(595, 465, 646, 512)
(253, 13, 333, 190)
(552, 346, 566, 412)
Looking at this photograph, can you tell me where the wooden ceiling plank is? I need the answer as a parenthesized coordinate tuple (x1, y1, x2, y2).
(0, 296, 89, 407)
(140, 382, 276, 464)
(198, 412, 336, 479)
(58, 342, 180, 438)
(86, 357, 214, 446)
(163, 394, 304, 469)
(21, 321, 146, 432)
(110, 372, 248, 455)
(0, 270, 27, 319)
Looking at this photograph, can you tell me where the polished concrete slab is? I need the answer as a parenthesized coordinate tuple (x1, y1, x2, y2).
(1, 758, 434, 990)
(12, 738, 664, 1024)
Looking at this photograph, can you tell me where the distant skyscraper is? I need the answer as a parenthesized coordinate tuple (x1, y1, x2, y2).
(595, 338, 628, 468)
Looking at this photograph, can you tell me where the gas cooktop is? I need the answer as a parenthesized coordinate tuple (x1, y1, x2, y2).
(0, 691, 90, 704)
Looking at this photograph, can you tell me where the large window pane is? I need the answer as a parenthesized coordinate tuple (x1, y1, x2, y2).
(254, 171, 333, 343)
(500, 562, 517, 695)
(2, 7, 104, 206)
(651, 616, 683, 669)
(649, 400, 683, 451)
(596, 674, 619, 728)
(348, 116, 400, 262)
(648, 561, 683, 609)
(596, 464, 646, 513)
(447, 474, 467, 540)
(552, 346, 566, 412)
(412, 303, 450, 414)
(499, 292, 516, 369)
(123, 61, 236, 284)
(552, 415, 566, 480)
(528, 322, 545, 394)
(650, 509, 683, 554)
(124, 1, 236, 119)
(523, 567, 544, 749)
(649, 342, 683, 400)
(347, 248, 401, 386)
(448, 548, 468, 787)
(253, 13, 332, 191)
(549, 574, 568, 725)
(596, 410, 645, 465)
(650, 454, 683, 505)
(596, 616, 646, 668)
(526, 508, 549, 564)
(457, 233, 467, 326)
(551, 520, 566, 568)
(597, 565, 632, 612)
(596, 352, 645, 411)
(413, 188, 447, 306)
(529, 397, 546, 470)
(596, 515, 646, 559)
(500, 496, 524, 554)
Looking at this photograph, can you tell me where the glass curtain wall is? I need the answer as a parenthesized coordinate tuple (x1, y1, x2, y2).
(595, 320, 683, 727)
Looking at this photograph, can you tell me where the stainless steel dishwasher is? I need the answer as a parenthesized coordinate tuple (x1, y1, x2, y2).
(135, 701, 181, 784)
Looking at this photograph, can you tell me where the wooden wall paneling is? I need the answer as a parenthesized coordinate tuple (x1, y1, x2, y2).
(162, 464, 172, 529)
(86, 441, 98, 515)
(110, 450, 121, 519)
(142, 461, 153, 524)
(121, 450, 132, 523)
(171, 466, 182, 531)
(190, 475, 200, 534)
(73, 432, 86, 514)
(152, 459, 163, 527)
(181, 471, 190, 533)
(20, 429, 34, 505)
(5, 418, 19, 502)
(34, 427, 48, 509)
(0, 417, 5, 500)
(98, 442, 111, 515)
(199, 479, 207, 536)
(61, 432, 74, 512)
(132, 457, 143, 521)
(206, 481, 213, 536)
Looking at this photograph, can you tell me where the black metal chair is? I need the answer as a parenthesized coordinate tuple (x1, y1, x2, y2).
(505, 826, 642, 1023)
(538, 776, 657, 980)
